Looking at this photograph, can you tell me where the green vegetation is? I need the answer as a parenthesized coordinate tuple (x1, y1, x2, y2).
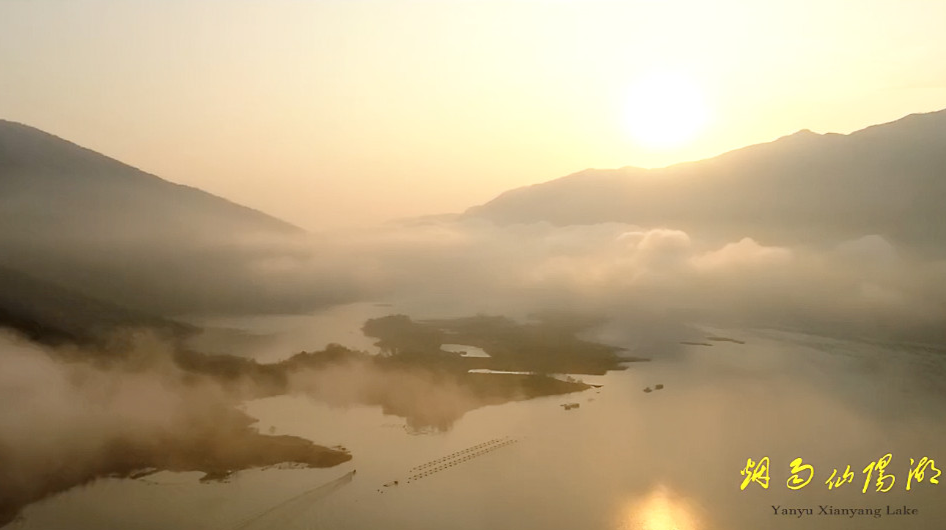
(363, 313, 627, 375)
(0, 405, 349, 528)
(279, 344, 591, 431)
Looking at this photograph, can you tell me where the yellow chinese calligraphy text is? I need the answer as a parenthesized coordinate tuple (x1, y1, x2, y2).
(740, 457, 770, 490)
(825, 465, 855, 490)
(907, 457, 941, 491)
(862, 453, 895, 493)
(787, 457, 814, 490)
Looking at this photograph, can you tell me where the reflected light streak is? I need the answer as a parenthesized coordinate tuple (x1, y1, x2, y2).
(618, 484, 702, 530)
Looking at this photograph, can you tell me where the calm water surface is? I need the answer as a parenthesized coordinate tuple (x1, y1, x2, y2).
(11, 327, 946, 530)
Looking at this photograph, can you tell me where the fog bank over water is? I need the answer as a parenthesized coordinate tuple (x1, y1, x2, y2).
(5, 212, 946, 527)
(0, 331, 239, 524)
(181, 303, 391, 362)
(176, 216, 946, 364)
(277, 219, 946, 346)
(4, 114, 945, 347)
(0, 311, 602, 524)
(0, 331, 443, 523)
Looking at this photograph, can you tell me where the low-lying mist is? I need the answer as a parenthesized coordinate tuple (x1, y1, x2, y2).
(5, 208, 946, 526)
(0, 325, 577, 525)
(0, 330, 327, 525)
(7, 195, 945, 348)
(253, 218, 946, 346)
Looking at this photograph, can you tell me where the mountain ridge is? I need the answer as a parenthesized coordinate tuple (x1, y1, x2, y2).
(0, 262, 193, 349)
(0, 119, 304, 236)
(465, 108, 946, 253)
(0, 120, 342, 316)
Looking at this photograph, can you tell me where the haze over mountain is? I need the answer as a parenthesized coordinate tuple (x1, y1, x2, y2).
(0, 262, 194, 350)
(0, 120, 301, 236)
(0, 120, 362, 316)
(2, 111, 945, 347)
(1, 108, 946, 529)
(466, 109, 946, 255)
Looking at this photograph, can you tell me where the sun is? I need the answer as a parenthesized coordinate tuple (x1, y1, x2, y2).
(623, 71, 710, 149)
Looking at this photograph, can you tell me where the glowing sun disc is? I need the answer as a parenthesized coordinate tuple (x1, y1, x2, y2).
(623, 71, 710, 148)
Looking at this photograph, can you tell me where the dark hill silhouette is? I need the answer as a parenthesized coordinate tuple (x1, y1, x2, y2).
(0, 121, 351, 316)
(0, 263, 193, 349)
(0, 119, 302, 239)
(466, 109, 946, 254)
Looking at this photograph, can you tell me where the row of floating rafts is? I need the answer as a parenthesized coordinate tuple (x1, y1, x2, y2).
(409, 437, 511, 472)
(378, 437, 518, 490)
(406, 438, 517, 483)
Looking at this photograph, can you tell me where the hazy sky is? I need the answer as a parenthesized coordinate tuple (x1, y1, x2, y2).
(2, 0, 945, 230)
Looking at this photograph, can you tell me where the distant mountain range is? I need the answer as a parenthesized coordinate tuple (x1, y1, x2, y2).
(467, 109, 946, 254)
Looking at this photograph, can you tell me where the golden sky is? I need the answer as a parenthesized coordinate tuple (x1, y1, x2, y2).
(2, 0, 945, 230)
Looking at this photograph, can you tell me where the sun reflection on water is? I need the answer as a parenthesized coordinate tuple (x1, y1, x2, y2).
(618, 484, 702, 530)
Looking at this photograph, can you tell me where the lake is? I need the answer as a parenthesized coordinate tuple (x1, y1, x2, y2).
(9, 325, 946, 530)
